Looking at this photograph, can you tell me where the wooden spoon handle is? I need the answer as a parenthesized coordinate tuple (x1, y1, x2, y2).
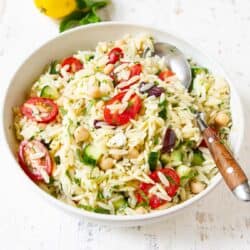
(203, 127, 247, 191)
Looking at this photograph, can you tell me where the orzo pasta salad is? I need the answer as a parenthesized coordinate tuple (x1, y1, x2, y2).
(14, 34, 231, 215)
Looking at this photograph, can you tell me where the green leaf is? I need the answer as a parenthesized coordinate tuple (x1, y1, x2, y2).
(79, 10, 101, 25)
(76, 0, 88, 9)
(59, 1, 108, 33)
(59, 11, 87, 33)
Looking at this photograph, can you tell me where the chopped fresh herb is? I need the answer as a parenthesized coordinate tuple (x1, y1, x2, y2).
(97, 191, 104, 200)
(49, 61, 59, 74)
(153, 136, 159, 145)
(48, 176, 55, 185)
(65, 169, 72, 181)
(54, 156, 61, 165)
(74, 177, 81, 185)
(85, 54, 95, 61)
(59, 107, 67, 116)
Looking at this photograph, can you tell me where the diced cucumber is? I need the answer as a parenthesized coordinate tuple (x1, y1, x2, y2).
(171, 149, 183, 163)
(41, 85, 59, 99)
(192, 149, 205, 166)
(77, 205, 110, 214)
(85, 54, 94, 61)
(81, 144, 103, 166)
(94, 207, 110, 214)
(160, 149, 183, 165)
(158, 99, 168, 120)
(177, 165, 191, 178)
(160, 153, 170, 165)
(148, 151, 159, 171)
(113, 197, 127, 210)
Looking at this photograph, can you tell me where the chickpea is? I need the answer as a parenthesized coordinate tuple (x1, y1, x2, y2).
(215, 112, 230, 127)
(127, 148, 139, 159)
(74, 126, 89, 143)
(100, 157, 114, 170)
(103, 64, 114, 75)
(112, 154, 123, 161)
(135, 206, 147, 214)
(89, 86, 102, 99)
(190, 181, 205, 194)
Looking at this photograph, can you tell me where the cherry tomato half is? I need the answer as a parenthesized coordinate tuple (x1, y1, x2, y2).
(21, 97, 58, 123)
(150, 168, 180, 197)
(18, 140, 52, 182)
(136, 168, 180, 209)
(104, 91, 142, 125)
(158, 69, 174, 81)
(129, 63, 142, 78)
(61, 57, 83, 73)
(118, 64, 142, 90)
(108, 47, 124, 64)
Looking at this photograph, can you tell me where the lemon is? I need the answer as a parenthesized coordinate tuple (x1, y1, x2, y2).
(34, 0, 77, 19)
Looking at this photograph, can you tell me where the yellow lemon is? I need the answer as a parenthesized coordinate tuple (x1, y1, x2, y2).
(34, 0, 77, 19)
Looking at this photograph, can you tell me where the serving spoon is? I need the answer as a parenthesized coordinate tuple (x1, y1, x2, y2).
(154, 42, 250, 201)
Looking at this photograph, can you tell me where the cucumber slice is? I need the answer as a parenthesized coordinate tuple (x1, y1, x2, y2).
(41, 85, 59, 99)
(113, 197, 127, 210)
(171, 150, 183, 163)
(192, 149, 205, 166)
(160, 153, 170, 165)
(148, 151, 159, 171)
(81, 144, 102, 166)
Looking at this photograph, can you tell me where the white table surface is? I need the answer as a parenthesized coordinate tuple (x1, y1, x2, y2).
(1, 0, 250, 249)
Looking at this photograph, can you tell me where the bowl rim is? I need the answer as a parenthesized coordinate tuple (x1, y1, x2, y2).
(2, 21, 245, 223)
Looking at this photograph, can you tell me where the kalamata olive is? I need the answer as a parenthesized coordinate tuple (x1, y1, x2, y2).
(161, 128, 177, 153)
(139, 82, 165, 97)
(94, 119, 104, 129)
(147, 86, 165, 97)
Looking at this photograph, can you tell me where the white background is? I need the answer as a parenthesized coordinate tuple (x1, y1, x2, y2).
(1, 0, 250, 249)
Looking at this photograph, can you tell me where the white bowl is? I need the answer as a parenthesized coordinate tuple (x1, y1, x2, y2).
(2, 22, 244, 227)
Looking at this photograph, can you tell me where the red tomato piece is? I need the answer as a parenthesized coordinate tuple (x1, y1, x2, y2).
(158, 69, 174, 81)
(129, 63, 142, 78)
(149, 195, 166, 209)
(104, 91, 142, 126)
(21, 97, 58, 123)
(160, 168, 180, 197)
(139, 182, 153, 194)
(61, 57, 83, 73)
(18, 140, 52, 182)
(136, 168, 180, 209)
(108, 47, 124, 64)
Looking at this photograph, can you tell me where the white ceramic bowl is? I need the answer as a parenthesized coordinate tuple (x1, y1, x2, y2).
(2, 22, 244, 226)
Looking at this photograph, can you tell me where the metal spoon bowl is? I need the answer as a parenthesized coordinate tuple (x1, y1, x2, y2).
(154, 42, 192, 89)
